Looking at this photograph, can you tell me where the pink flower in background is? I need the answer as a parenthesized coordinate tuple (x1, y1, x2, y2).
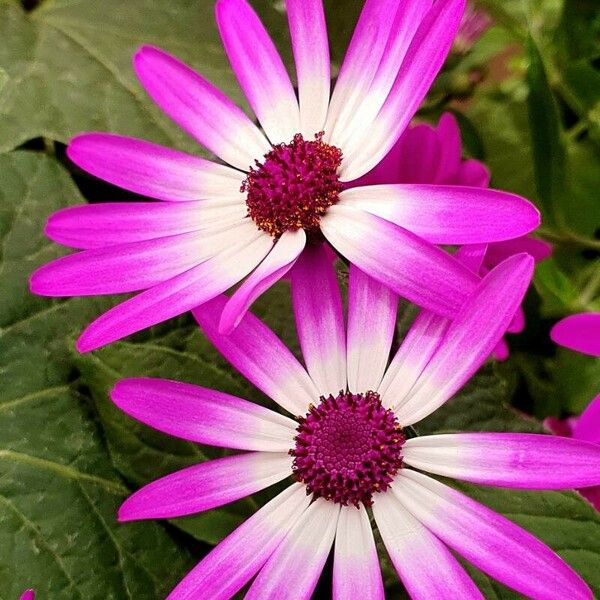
(19, 591, 34, 600)
(30, 0, 539, 352)
(454, 3, 493, 54)
(551, 313, 600, 357)
(353, 112, 551, 360)
(112, 247, 596, 599)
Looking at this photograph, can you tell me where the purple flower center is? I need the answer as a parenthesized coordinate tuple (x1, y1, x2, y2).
(242, 133, 343, 238)
(290, 391, 405, 507)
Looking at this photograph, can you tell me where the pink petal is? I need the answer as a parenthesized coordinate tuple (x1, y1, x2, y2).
(338, 184, 540, 245)
(333, 505, 384, 600)
(347, 265, 398, 393)
(219, 229, 306, 334)
(403, 433, 600, 489)
(455, 159, 491, 187)
(193, 295, 319, 416)
(457, 243, 488, 274)
(393, 253, 534, 424)
(492, 337, 510, 361)
(328, 0, 431, 152)
(580, 486, 600, 512)
(20, 592, 35, 600)
(373, 491, 483, 599)
(574, 395, 600, 444)
(394, 470, 593, 600)
(111, 378, 296, 452)
(507, 305, 525, 334)
(167, 484, 310, 600)
(551, 313, 600, 357)
(291, 244, 347, 395)
(216, 0, 300, 144)
(341, 0, 466, 181)
(133, 45, 269, 170)
(286, 0, 330, 136)
(434, 113, 462, 184)
(245, 499, 340, 600)
(118, 452, 292, 521)
(67, 133, 244, 201)
(75, 226, 272, 352)
(485, 235, 552, 266)
(45, 201, 246, 250)
(320, 205, 479, 319)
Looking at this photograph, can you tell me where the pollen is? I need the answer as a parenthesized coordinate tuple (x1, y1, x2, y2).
(242, 133, 343, 238)
(290, 391, 405, 508)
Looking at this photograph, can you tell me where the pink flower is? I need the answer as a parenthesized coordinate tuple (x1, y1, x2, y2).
(30, 0, 539, 352)
(551, 313, 600, 357)
(112, 248, 596, 599)
(353, 112, 551, 360)
(454, 3, 493, 54)
(19, 591, 35, 600)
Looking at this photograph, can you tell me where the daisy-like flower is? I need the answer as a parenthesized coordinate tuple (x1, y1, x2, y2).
(551, 313, 600, 357)
(30, 0, 539, 352)
(352, 112, 551, 360)
(112, 247, 597, 599)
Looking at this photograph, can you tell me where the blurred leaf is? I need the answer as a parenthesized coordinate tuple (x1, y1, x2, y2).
(526, 35, 566, 226)
(553, 350, 600, 414)
(0, 67, 7, 93)
(0, 151, 193, 598)
(534, 258, 580, 316)
(556, 0, 600, 61)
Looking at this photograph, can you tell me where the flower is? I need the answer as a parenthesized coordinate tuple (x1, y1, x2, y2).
(112, 247, 597, 599)
(551, 313, 600, 357)
(546, 396, 600, 511)
(353, 112, 551, 360)
(30, 0, 539, 352)
(20, 591, 35, 600)
(453, 3, 493, 54)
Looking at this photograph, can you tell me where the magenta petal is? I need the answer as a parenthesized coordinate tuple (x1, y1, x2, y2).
(67, 133, 243, 201)
(193, 295, 318, 416)
(118, 452, 292, 521)
(133, 45, 269, 170)
(574, 395, 600, 444)
(373, 491, 483, 599)
(339, 184, 540, 244)
(485, 235, 552, 266)
(291, 244, 347, 395)
(245, 499, 340, 600)
(20, 592, 35, 600)
(216, 0, 299, 144)
(395, 471, 593, 600)
(219, 230, 306, 335)
(580, 486, 600, 512)
(551, 313, 600, 357)
(434, 113, 462, 183)
(321, 205, 479, 319)
(111, 378, 296, 452)
(492, 337, 510, 361)
(167, 484, 310, 600)
(403, 433, 600, 489)
(455, 159, 491, 187)
(394, 253, 534, 424)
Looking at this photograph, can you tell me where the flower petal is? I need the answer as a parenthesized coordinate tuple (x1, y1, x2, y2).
(45, 201, 246, 250)
(67, 133, 244, 201)
(340, 0, 466, 181)
(393, 253, 534, 424)
(434, 113, 462, 183)
(394, 470, 593, 600)
(167, 484, 310, 600)
(193, 295, 319, 416)
(551, 313, 600, 357)
(456, 159, 491, 187)
(321, 205, 479, 319)
(574, 395, 600, 444)
(485, 235, 552, 266)
(219, 229, 306, 334)
(75, 225, 272, 352)
(338, 185, 540, 244)
(133, 45, 269, 170)
(111, 378, 296, 452)
(347, 265, 398, 393)
(373, 490, 483, 599)
(216, 0, 300, 144)
(403, 433, 600, 489)
(286, 0, 330, 136)
(245, 498, 340, 600)
(333, 505, 384, 600)
(291, 244, 347, 395)
(118, 452, 292, 521)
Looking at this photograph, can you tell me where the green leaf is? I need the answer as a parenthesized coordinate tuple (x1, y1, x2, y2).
(526, 34, 567, 226)
(0, 151, 193, 598)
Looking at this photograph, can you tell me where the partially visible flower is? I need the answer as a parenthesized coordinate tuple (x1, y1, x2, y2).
(454, 3, 493, 54)
(546, 396, 600, 511)
(19, 591, 35, 600)
(112, 247, 597, 599)
(353, 112, 551, 360)
(30, 0, 539, 352)
(551, 313, 600, 357)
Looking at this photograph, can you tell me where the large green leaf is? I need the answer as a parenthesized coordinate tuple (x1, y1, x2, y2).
(0, 151, 194, 598)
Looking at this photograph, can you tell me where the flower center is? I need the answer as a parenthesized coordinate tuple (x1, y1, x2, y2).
(242, 133, 343, 238)
(290, 391, 405, 507)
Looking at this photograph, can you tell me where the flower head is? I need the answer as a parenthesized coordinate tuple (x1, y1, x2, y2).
(112, 247, 597, 599)
(30, 0, 539, 352)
